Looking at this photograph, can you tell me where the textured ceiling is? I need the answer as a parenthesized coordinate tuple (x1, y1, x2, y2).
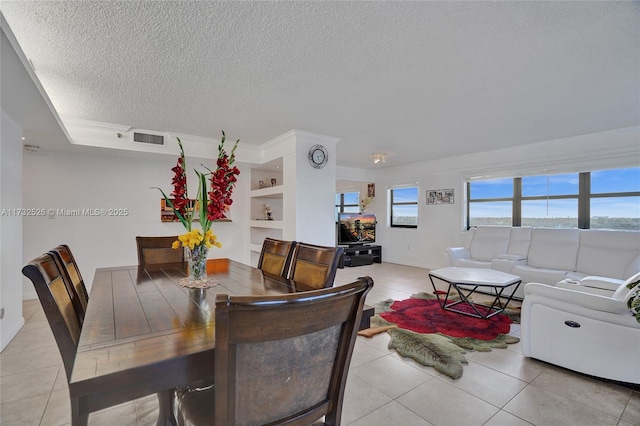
(2, 1, 639, 169)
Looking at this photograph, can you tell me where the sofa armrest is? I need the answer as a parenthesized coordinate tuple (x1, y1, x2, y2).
(524, 282, 628, 314)
(445, 247, 470, 265)
(556, 279, 615, 297)
(491, 256, 526, 273)
(579, 276, 624, 292)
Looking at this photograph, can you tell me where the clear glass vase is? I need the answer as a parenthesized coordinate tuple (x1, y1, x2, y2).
(186, 244, 209, 283)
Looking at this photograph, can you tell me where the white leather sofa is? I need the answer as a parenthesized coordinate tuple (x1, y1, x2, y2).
(521, 274, 640, 384)
(444, 226, 640, 299)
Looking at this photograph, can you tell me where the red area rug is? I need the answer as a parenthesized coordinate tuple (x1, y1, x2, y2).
(367, 293, 520, 379)
(380, 297, 512, 340)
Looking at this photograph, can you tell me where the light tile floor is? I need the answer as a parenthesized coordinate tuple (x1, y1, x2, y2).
(2, 262, 638, 425)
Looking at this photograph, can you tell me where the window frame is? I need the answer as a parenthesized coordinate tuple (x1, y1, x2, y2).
(335, 191, 359, 219)
(466, 167, 640, 230)
(389, 186, 419, 229)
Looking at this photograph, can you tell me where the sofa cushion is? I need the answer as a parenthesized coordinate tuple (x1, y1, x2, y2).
(527, 228, 580, 271)
(576, 230, 640, 280)
(491, 258, 524, 274)
(469, 226, 511, 262)
(507, 227, 532, 257)
(453, 259, 492, 269)
(513, 264, 569, 287)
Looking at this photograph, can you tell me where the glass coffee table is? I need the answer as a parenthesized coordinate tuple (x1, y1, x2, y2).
(428, 267, 522, 319)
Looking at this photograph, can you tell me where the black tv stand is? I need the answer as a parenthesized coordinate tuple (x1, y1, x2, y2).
(339, 244, 382, 268)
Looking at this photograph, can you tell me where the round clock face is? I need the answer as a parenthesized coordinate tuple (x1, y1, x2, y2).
(308, 144, 328, 169)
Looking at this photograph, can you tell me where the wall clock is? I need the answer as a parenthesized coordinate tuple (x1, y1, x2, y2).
(308, 144, 328, 169)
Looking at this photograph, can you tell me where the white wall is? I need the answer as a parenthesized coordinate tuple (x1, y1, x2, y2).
(1, 109, 24, 350)
(22, 149, 250, 299)
(292, 132, 340, 247)
(343, 126, 640, 269)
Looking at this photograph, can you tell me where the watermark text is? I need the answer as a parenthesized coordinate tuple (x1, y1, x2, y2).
(1, 208, 129, 217)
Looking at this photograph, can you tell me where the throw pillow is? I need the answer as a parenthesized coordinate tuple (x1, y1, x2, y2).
(625, 275, 640, 323)
(612, 272, 640, 300)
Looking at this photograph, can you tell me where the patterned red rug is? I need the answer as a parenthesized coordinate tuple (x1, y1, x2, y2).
(379, 297, 512, 340)
(366, 293, 520, 379)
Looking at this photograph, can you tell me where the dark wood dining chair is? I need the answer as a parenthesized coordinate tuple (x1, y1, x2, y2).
(288, 242, 344, 290)
(256, 237, 296, 278)
(174, 276, 374, 426)
(22, 253, 88, 425)
(136, 235, 184, 265)
(49, 244, 88, 324)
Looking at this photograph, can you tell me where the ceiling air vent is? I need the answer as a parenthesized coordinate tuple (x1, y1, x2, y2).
(133, 132, 165, 146)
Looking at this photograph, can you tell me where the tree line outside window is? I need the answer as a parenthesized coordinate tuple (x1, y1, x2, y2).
(467, 167, 640, 230)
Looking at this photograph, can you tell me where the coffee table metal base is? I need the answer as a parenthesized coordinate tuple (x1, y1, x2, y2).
(429, 269, 521, 319)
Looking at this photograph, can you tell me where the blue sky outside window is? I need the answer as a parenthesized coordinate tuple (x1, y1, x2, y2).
(391, 187, 418, 227)
(470, 178, 513, 199)
(522, 174, 578, 196)
(591, 168, 640, 193)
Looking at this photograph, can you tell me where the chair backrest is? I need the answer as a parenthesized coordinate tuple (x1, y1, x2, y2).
(136, 236, 184, 265)
(214, 276, 373, 425)
(288, 242, 344, 289)
(49, 244, 88, 323)
(256, 238, 296, 278)
(22, 253, 82, 382)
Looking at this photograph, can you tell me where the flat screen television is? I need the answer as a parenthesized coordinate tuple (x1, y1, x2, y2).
(338, 213, 376, 246)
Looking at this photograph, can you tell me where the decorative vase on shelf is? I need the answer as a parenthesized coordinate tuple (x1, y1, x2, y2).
(186, 244, 209, 283)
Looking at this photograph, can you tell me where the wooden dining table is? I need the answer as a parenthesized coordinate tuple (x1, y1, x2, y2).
(68, 259, 372, 425)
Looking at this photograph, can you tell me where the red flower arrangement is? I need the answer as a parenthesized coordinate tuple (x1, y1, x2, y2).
(169, 151, 189, 218)
(206, 140, 241, 221)
(158, 131, 240, 239)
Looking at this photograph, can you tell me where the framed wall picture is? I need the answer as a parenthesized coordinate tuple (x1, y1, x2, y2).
(426, 188, 454, 205)
(160, 199, 232, 222)
(161, 199, 199, 222)
(367, 183, 375, 198)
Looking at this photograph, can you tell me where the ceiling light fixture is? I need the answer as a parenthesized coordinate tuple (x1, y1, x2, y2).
(371, 153, 388, 164)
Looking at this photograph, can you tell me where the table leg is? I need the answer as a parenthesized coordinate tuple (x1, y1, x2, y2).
(484, 281, 522, 319)
(70, 397, 89, 426)
(156, 390, 177, 426)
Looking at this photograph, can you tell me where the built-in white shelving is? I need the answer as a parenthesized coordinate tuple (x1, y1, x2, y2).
(249, 220, 284, 229)
(246, 130, 340, 265)
(249, 159, 287, 263)
(250, 186, 284, 198)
